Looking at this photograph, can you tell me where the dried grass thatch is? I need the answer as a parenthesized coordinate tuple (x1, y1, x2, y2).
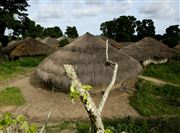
(41, 36, 60, 49)
(120, 37, 176, 62)
(1, 37, 53, 58)
(36, 33, 142, 93)
(36, 37, 42, 41)
(41, 36, 59, 45)
(56, 36, 66, 42)
(7, 40, 19, 47)
(98, 36, 125, 49)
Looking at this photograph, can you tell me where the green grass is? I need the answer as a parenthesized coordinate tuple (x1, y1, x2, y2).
(46, 117, 180, 133)
(0, 56, 45, 80)
(143, 60, 180, 85)
(130, 79, 180, 117)
(0, 87, 25, 106)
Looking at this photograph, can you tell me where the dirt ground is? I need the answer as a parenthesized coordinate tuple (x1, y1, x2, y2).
(0, 73, 139, 123)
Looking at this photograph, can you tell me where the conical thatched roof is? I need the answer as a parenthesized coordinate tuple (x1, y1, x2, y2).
(119, 42, 134, 47)
(98, 36, 124, 49)
(120, 37, 176, 62)
(36, 33, 142, 93)
(36, 37, 42, 41)
(41, 36, 59, 46)
(1, 37, 53, 58)
(7, 40, 19, 47)
(57, 36, 66, 42)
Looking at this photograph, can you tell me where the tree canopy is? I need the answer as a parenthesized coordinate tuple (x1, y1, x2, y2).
(65, 26, 79, 38)
(162, 25, 180, 48)
(136, 19, 155, 40)
(100, 16, 137, 42)
(0, 0, 29, 46)
(44, 26, 63, 38)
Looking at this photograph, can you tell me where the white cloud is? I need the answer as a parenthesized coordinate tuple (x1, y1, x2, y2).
(139, 1, 179, 20)
(35, 4, 65, 20)
(73, 0, 132, 18)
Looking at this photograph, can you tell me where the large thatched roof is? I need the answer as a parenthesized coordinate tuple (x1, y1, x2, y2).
(1, 37, 53, 58)
(36, 33, 142, 93)
(41, 36, 59, 46)
(120, 37, 176, 62)
(98, 36, 124, 49)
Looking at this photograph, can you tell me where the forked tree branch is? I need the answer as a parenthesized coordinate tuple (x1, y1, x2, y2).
(64, 39, 118, 133)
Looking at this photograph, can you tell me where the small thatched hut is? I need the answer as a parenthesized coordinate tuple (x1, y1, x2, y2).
(36, 33, 142, 93)
(36, 37, 42, 41)
(1, 37, 53, 59)
(7, 40, 19, 47)
(98, 36, 124, 49)
(120, 37, 176, 65)
(41, 36, 59, 49)
(56, 36, 66, 42)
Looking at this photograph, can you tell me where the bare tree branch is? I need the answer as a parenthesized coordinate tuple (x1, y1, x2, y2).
(64, 64, 104, 132)
(98, 40, 119, 114)
(64, 39, 118, 133)
(39, 112, 51, 133)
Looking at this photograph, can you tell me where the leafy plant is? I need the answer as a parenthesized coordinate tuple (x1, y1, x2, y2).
(0, 113, 37, 133)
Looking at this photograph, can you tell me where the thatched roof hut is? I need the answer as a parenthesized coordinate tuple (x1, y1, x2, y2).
(98, 36, 124, 49)
(36, 37, 42, 41)
(57, 36, 66, 42)
(7, 40, 19, 47)
(41, 36, 59, 45)
(120, 37, 176, 63)
(119, 42, 134, 48)
(41, 36, 59, 49)
(36, 33, 142, 93)
(1, 37, 53, 58)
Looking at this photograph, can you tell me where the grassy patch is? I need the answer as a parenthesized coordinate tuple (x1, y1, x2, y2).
(0, 56, 45, 80)
(130, 79, 180, 117)
(143, 60, 180, 85)
(0, 87, 25, 106)
(46, 117, 180, 133)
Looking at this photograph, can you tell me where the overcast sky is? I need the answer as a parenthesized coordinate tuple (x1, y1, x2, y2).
(27, 0, 180, 35)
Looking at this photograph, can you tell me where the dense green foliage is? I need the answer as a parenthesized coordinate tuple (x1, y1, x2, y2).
(46, 117, 180, 133)
(100, 16, 179, 47)
(130, 79, 180, 116)
(136, 19, 155, 39)
(162, 25, 180, 48)
(0, 0, 29, 46)
(21, 17, 44, 38)
(143, 60, 180, 85)
(0, 87, 25, 106)
(65, 26, 79, 38)
(0, 56, 45, 80)
(44, 26, 63, 38)
(100, 16, 137, 42)
(59, 38, 69, 47)
(0, 113, 37, 133)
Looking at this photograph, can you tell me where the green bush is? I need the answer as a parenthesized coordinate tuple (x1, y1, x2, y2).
(59, 38, 69, 47)
(0, 113, 37, 133)
(46, 117, 180, 133)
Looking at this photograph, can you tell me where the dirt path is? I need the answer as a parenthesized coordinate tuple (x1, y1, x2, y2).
(0, 73, 139, 122)
(138, 75, 179, 86)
